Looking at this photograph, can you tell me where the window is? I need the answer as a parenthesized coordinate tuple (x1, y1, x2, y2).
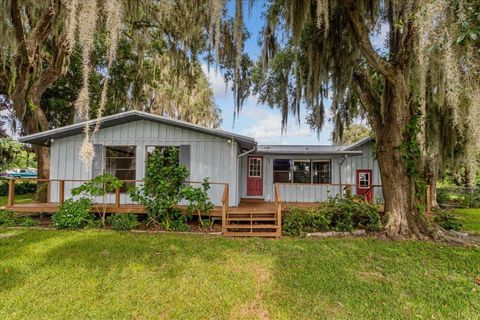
(359, 172, 371, 188)
(145, 146, 179, 168)
(105, 146, 136, 192)
(273, 159, 332, 184)
(293, 160, 311, 183)
(248, 157, 262, 177)
(312, 161, 331, 184)
(273, 159, 291, 183)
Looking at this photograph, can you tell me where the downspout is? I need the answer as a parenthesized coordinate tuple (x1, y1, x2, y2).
(237, 146, 256, 158)
(339, 155, 348, 198)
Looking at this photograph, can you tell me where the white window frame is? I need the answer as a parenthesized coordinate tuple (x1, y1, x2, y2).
(248, 157, 262, 178)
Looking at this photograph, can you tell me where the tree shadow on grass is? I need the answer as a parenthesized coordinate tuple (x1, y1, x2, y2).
(266, 237, 480, 319)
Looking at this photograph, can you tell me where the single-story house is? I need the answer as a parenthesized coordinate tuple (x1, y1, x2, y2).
(19, 110, 383, 207)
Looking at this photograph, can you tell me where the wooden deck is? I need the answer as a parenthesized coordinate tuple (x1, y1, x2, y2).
(4, 200, 318, 216)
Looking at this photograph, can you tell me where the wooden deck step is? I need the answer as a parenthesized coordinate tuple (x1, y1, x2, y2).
(227, 217, 277, 221)
(227, 211, 275, 215)
(223, 231, 279, 237)
(225, 224, 278, 229)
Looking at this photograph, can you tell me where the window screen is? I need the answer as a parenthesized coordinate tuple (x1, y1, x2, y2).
(105, 146, 136, 192)
(312, 161, 331, 184)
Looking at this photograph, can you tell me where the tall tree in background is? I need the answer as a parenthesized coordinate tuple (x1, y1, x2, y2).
(0, 1, 232, 176)
(250, 0, 479, 239)
(0, 0, 70, 180)
(332, 124, 371, 145)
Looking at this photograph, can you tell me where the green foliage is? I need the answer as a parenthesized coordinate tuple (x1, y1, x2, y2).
(72, 174, 123, 198)
(0, 209, 38, 227)
(282, 197, 382, 236)
(130, 147, 189, 229)
(0, 209, 17, 227)
(52, 198, 95, 229)
(182, 178, 214, 221)
(19, 217, 38, 227)
(0, 180, 37, 196)
(433, 209, 463, 231)
(0, 138, 36, 171)
(106, 214, 139, 231)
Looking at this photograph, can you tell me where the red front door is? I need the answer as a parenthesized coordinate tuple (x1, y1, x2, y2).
(247, 156, 263, 196)
(356, 169, 373, 203)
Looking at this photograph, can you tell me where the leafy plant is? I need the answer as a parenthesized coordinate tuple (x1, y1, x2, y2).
(52, 198, 94, 229)
(433, 209, 463, 231)
(282, 197, 382, 236)
(130, 147, 189, 229)
(19, 217, 38, 227)
(71, 174, 123, 226)
(0, 209, 17, 227)
(182, 178, 214, 227)
(107, 214, 139, 231)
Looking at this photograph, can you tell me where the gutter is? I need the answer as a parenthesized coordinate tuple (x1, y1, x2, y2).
(238, 146, 256, 158)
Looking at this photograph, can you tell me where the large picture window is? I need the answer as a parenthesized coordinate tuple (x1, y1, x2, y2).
(105, 146, 136, 192)
(273, 159, 331, 184)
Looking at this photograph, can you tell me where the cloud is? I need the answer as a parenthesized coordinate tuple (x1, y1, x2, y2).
(238, 106, 313, 144)
(201, 64, 229, 99)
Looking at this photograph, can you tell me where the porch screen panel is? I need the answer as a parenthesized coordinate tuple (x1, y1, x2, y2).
(91, 144, 104, 178)
(105, 146, 136, 192)
(312, 161, 331, 184)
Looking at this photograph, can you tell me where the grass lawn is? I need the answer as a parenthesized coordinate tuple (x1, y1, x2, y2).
(0, 229, 479, 319)
(0, 193, 34, 206)
(452, 209, 480, 233)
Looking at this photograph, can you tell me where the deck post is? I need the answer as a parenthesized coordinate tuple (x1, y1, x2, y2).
(7, 179, 15, 206)
(46, 180, 51, 204)
(426, 185, 431, 214)
(59, 180, 65, 205)
(115, 187, 121, 208)
(221, 184, 229, 234)
(275, 184, 282, 237)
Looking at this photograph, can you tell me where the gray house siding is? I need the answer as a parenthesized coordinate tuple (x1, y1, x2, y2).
(240, 154, 342, 202)
(49, 119, 239, 206)
(344, 140, 383, 203)
(240, 140, 383, 204)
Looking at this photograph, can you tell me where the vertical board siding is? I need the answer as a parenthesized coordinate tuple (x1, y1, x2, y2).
(239, 142, 382, 204)
(49, 120, 239, 206)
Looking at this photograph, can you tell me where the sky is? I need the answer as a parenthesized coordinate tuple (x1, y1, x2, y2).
(204, 1, 334, 145)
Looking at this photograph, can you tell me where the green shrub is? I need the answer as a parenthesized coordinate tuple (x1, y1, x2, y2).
(433, 209, 463, 231)
(0, 180, 37, 196)
(107, 214, 139, 231)
(282, 197, 382, 236)
(52, 198, 94, 229)
(18, 217, 38, 227)
(0, 209, 17, 227)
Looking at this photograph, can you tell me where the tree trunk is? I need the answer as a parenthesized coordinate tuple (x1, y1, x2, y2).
(373, 79, 429, 239)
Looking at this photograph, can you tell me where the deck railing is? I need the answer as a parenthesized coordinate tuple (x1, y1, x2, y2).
(221, 184, 229, 233)
(3, 178, 229, 212)
(274, 183, 282, 237)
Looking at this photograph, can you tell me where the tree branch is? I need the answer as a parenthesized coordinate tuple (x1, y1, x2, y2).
(27, 2, 58, 55)
(33, 34, 69, 98)
(351, 69, 382, 130)
(10, 0, 28, 57)
(339, 0, 397, 85)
